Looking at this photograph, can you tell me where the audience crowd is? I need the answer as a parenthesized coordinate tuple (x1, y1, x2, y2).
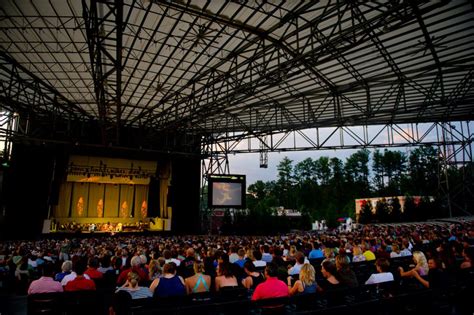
(1, 218, 473, 314)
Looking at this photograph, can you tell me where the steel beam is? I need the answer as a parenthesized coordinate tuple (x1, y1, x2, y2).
(82, 0, 124, 145)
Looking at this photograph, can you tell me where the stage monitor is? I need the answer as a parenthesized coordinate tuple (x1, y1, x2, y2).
(208, 174, 246, 208)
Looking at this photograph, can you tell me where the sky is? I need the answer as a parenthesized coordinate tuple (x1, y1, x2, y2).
(228, 149, 357, 186)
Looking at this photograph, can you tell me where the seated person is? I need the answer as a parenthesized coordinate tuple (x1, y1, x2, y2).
(287, 263, 317, 296)
(318, 260, 341, 291)
(411, 256, 445, 289)
(365, 257, 394, 285)
(335, 254, 358, 288)
(84, 257, 103, 280)
(117, 256, 148, 286)
(215, 262, 238, 291)
(184, 261, 211, 294)
(150, 262, 185, 298)
(460, 246, 474, 270)
(54, 260, 72, 282)
(64, 259, 96, 291)
(288, 251, 306, 276)
(242, 260, 264, 291)
(115, 271, 152, 299)
(252, 262, 289, 300)
(399, 251, 429, 278)
(28, 262, 63, 294)
(61, 259, 92, 287)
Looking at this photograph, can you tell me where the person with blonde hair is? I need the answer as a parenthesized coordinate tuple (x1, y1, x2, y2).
(399, 251, 429, 277)
(55, 260, 72, 282)
(116, 271, 152, 299)
(287, 263, 317, 296)
(352, 245, 366, 263)
(184, 261, 211, 294)
(148, 259, 161, 280)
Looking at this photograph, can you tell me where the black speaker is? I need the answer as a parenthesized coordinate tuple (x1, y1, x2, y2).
(147, 177, 160, 217)
(167, 185, 174, 207)
(48, 180, 60, 205)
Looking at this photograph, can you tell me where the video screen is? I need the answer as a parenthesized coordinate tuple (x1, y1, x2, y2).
(208, 174, 246, 208)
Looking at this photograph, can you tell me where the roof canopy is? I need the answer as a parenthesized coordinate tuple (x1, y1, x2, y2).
(0, 0, 473, 149)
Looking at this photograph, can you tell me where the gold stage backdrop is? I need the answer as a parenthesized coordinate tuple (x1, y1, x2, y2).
(53, 156, 172, 221)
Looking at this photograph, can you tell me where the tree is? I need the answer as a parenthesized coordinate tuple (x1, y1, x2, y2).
(390, 197, 402, 222)
(247, 180, 268, 200)
(294, 158, 315, 184)
(403, 196, 416, 222)
(359, 200, 373, 224)
(382, 149, 407, 195)
(345, 149, 371, 199)
(314, 157, 331, 185)
(375, 198, 390, 223)
(408, 146, 438, 195)
(372, 149, 384, 193)
(276, 156, 295, 208)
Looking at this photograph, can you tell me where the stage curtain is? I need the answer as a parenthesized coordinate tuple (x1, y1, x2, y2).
(134, 185, 149, 219)
(104, 184, 119, 217)
(71, 182, 89, 217)
(87, 183, 105, 217)
(55, 182, 73, 218)
(119, 184, 134, 219)
(159, 162, 171, 218)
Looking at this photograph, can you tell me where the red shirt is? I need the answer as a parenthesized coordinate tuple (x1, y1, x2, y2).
(64, 276, 96, 291)
(85, 267, 103, 279)
(251, 277, 289, 301)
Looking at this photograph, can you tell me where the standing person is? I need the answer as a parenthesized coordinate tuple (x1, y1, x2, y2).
(252, 262, 289, 301)
(28, 262, 63, 294)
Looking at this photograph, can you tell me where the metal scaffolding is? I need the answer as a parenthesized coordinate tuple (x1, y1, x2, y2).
(0, 1, 473, 223)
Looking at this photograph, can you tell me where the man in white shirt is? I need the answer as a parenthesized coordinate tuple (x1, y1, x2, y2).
(365, 258, 394, 285)
(288, 251, 306, 276)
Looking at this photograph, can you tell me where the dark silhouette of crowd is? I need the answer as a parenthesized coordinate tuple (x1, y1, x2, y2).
(1, 218, 473, 315)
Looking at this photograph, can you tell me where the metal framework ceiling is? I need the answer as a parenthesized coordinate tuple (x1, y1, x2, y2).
(0, 0, 473, 152)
